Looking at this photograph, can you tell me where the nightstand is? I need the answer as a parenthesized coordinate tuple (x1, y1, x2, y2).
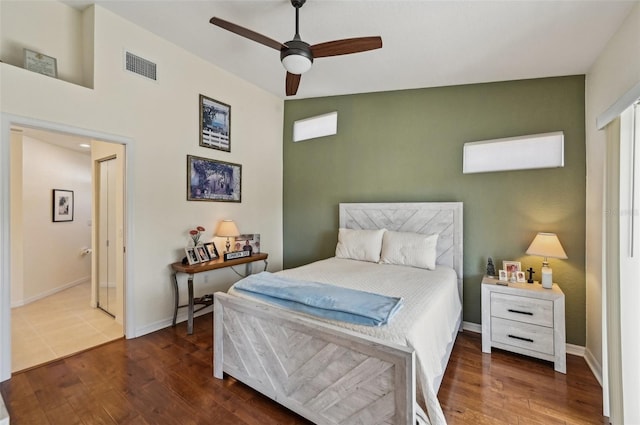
(481, 276, 566, 373)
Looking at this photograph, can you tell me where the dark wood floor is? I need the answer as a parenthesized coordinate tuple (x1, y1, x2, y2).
(1, 313, 608, 424)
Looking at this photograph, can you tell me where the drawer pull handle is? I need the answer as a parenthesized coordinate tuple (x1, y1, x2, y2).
(508, 334, 534, 343)
(507, 309, 533, 316)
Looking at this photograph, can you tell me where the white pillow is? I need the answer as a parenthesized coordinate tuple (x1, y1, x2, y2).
(380, 231, 439, 270)
(335, 228, 386, 263)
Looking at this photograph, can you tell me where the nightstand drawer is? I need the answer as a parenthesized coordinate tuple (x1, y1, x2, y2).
(491, 292, 553, 327)
(491, 317, 554, 355)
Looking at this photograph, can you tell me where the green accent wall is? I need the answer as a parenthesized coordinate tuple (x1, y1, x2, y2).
(283, 76, 586, 345)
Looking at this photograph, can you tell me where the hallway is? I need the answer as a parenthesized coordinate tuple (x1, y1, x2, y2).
(11, 281, 123, 373)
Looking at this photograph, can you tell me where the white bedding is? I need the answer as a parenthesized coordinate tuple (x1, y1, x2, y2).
(228, 257, 462, 425)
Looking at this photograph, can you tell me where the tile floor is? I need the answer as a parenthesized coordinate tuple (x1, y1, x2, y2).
(11, 281, 123, 373)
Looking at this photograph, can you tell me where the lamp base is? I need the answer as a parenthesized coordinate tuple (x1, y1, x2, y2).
(541, 266, 553, 289)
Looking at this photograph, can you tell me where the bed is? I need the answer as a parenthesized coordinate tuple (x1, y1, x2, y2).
(213, 202, 463, 425)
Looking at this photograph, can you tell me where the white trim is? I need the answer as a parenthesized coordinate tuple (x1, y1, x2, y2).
(0, 112, 135, 382)
(0, 392, 9, 425)
(596, 80, 640, 130)
(584, 346, 604, 387)
(11, 276, 90, 308)
(566, 342, 586, 357)
(462, 321, 482, 333)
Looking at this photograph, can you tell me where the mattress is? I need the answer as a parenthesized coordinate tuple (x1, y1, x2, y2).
(228, 257, 462, 425)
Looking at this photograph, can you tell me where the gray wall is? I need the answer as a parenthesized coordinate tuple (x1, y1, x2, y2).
(283, 76, 586, 345)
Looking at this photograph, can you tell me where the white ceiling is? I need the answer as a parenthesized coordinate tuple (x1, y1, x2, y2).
(63, 0, 638, 99)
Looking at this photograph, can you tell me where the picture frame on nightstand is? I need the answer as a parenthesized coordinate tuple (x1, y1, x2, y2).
(498, 270, 508, 281)
(516, 271, 526, 282)
(503, 260, 521, 278)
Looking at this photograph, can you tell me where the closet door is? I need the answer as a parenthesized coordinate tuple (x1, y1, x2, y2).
(97, 157, 117, 317)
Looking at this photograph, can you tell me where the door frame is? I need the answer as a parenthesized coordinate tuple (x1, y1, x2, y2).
(0, 113, 135, 382)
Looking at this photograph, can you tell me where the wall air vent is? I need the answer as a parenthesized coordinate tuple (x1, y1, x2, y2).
(124, 51, 157, 81)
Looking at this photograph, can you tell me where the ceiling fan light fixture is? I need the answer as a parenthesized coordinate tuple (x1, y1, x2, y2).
(281, 53, 312, 74)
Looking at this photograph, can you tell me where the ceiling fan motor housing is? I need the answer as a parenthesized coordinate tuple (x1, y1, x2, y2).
(281, 39, 314, 74)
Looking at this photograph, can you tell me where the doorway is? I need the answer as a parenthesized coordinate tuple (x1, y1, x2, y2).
(0, 114, 134, 380)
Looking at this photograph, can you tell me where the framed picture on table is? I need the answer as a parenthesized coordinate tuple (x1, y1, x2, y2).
(204, 242, 219, 260)
(185, 247, 200, 265)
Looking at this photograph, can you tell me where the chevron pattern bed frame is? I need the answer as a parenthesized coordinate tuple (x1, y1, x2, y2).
(214, 202, 463, 425)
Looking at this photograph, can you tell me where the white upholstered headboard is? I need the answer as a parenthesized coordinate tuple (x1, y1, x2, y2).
(339, 202, 464, 301)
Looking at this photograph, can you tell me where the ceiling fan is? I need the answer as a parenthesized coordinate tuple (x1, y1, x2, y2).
(210, 0, 383, 96)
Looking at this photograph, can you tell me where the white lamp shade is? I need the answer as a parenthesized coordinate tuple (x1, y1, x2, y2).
(281, 54, 312, 75)
(216, 220, 240, 237)
(526, 232, 568, 259)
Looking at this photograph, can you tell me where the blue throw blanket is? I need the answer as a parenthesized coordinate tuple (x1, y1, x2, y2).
(233, 272, 403, 327)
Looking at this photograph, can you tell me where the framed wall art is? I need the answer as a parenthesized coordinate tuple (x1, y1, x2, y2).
(200, 94, 231, 152)
(24, 48, 57, 78)
(187, 155, 241, 202)
(52, 189, 74, 222)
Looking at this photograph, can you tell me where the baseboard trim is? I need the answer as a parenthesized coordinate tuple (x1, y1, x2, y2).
(584, 347, 603, 387)
(133, 306, 213, 338)
(462, 321, 482, 333)
(11, 276, 90, 308)
(0, 392, 9, 425)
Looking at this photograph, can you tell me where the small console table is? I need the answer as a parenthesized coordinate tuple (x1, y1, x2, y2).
(170, 252, 268, 334)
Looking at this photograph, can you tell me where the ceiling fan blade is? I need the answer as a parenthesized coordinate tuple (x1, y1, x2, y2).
(310, 36, 382, 58)
(286, 72, 301, 96)
(210, 17, 286, 51)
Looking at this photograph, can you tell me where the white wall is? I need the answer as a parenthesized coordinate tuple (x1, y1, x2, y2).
(0, 1, 284, 346)
(585, 0, 640, 414)
(0, 0, 87, 86)
(18, 135, 92, 304)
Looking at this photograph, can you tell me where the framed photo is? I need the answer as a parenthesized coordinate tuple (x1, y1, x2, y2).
(195, 245, 210, 262)
(187, 155, 241, 202)
(204, 242, 219, 260)
(24, 48, 57, 78)
(200, 94, 231, 152)
(516, 271, 526, 283)
(234, 234, 260, 254)
(503, 261, 521, 276)
(498, 270, 508, 282)
(185, 247, 200, 265)
(52, 189, 74, 222)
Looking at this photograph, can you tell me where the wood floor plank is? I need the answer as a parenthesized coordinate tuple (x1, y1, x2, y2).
(1, 314, 607, 425)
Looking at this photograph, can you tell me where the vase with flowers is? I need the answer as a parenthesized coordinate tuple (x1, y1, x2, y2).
(189, 226, 206, 247)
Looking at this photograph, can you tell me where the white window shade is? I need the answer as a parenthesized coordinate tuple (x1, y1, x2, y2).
(463, 131, 564, 174)
(293, 112, 337, 142)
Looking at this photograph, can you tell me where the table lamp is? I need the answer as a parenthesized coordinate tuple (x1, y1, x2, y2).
(216, 219, 240, 253)
(525, 232, 568, 289)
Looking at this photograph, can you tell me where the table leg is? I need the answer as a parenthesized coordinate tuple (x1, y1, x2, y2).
(187, 274, 194, 335)
(172, 272, 179, 326)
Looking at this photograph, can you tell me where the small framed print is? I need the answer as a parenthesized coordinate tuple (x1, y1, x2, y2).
(200, 94, 231, 152)
(185, 247, 200, 265)
(24, 48, 57, 78)
(516, 271, 526, 283)
(502, 261, 521, 277)
(52, 189, 74, 222)
(498, 270, 508, 282)
(195, 245, 210, 262)
(204, 242, 219, 260)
